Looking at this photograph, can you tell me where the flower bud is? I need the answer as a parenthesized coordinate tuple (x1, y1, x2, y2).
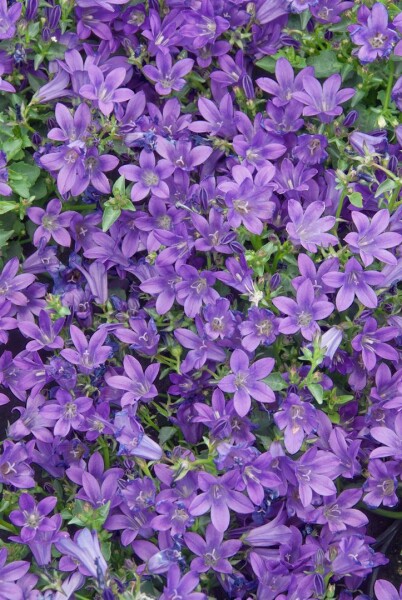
(342, 110, 359, 127)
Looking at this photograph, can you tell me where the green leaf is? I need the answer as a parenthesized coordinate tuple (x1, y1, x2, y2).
(102, 206, 121, 232)
(112, 174, 126, 196)
(0, 229, 13, 248)
(348, 192, 363, 208)
(9, 162, 40, 197)
(2, 139, 23, 161)
(335, 394, 354, 405)
(375, 179, 396, 198)
(306, 50, 342, 78)
(159, 426, 177, 445)
(0, 201, 17, 215)
(255, 57, 276, 73)
(307, 383, 324, 405)
(264, 372, 288, 391)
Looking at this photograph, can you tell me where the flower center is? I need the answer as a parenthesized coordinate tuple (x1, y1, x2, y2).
(233, 199, 249, 214)
(370, 33, 387, 48)
(65, 402, 77, 418)
(298, 311, 312, 327)
(142, 170, 159, 186)
(256, 319, 272, 336)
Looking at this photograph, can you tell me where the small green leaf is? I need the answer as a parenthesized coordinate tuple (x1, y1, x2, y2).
(307, 383, 324, 405)
(159, 426, 177, 445)
(256, 57, 276, 73)
(307, 50, 342, 78)
(102, 206, 121, 232)
(375, 179, 396, 198)
(0, 201, 18, 215)
(2, 139, 23, 161)
(264, 372, 288, 391)
(335, 394, 354, 405)
(112, 174, 126, 196)
(348, 192, 363, 208)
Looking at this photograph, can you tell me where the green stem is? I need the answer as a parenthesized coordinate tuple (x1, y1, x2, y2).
(388, 182, 402, 214)
(65, 203, 97, 212)
(384, 59, 395, 113)
(98, 437, 110, 470)
(0, 518, 17, 533)
(362, 505, 402, 519)
(333, 189, 347, 234)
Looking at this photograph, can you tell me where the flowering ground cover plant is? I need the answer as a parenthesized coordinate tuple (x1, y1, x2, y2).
(0, 0, 402, 598)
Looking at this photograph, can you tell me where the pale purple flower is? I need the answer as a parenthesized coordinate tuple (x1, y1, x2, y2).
(161, 565, 206, 600)
(293, 74, 354, 123)
(106, 355, 160, 406)
(9, 493, 57, 542)
(314, 489, 368, 533)
(41, 389, 92, 437)
(176, 265, 219, 318)
(143, 52, 194, 96)
(47, 103, 91, 146)
(203, 298, 235, 340)
(0, 548, 30, 600)
(119, 149, 174, 202)
(0, 441, 35, 489)
(113, 408, 163, 460)
(0, 0, 22, 40)
(256, 58, 314, 106)
(56, 528, 108, 579)
(243, 507, 292, 547)
(349, 3, 397, 63)
(291, 447, 339, 507)
(375, 580, 402, 600)
(351, 317, 398, 371)
(286, 200, 337, 253)
(370, 412, 402, 460)
(80, 65, 134, 115)
(27, 199, 75, 247)
(363, 459, 399, 507)
(218, 348, 275, 417)
(273, 280, 334, 341)
(344, 209, 402, 267)
(0, 257, 35, 306)
(18, 310, 64, 351)
(174, 316, 226, 373)
(274, 393, 317, 454)
(239, 307, 279, 352)
(61, 325, 111, 374)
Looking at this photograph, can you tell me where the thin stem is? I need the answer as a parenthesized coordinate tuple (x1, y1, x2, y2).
(383, 59, 395, 113)
(333, 189, 347, 234)
(361, 505, 402, 519)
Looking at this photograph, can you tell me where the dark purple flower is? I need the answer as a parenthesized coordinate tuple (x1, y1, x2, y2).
(0, 151, 12, 195)
(184, 524, 242, 574)
(143, 52, 194, 96)
(189, 93, 237, 138)
(114, 408, 163, 460)
(218, 348, 275, 416)
(322, 257, 384, 311)
(106, 355, 159, 406)
(114, 317, 160, 356)
(189, 471, 254, 532)
(174, 316, 226, 373)
(191, 208, 234, 254)
(56, 528, 108, 579)
(286, 200, 337, 253)
(243, 507, 292, 547)
(344, 209, 402, 266)
(80, 65, 134, 115)
(285, 447, 339, 507)
(310, 0, 353, 23)
(273, 280, 334, 341)
(351, 317, 398, 370)
(293, 134, 328, 165)
(41, 389, 92, 437)
(9, 493, 57, 542)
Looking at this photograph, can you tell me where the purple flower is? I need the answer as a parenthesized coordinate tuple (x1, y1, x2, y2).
(18, 309, 65, 351)
(9, 493, 57, 542)
(344, 209, 402, 266)
(114, 317, 160, 356)
(351, 317, 398, 370)
(349, 3, 397, 63)
(0, 258, 35, 306)
(56, 528, 108, 580)
(218, 349, 275, 416)
(160, 565, 206, 600)
(349, 130, 388, 155)
(191, 208, 234, 254)
(80, 65, 134, 115)
(189, 471, 254, 532)
(176, 265, 219, 318)
(239, 452, 282, 505)
(370, 412, 402, 460)
(0, 441, 35, 489)
(41, 389, 92, 437)
(293, 134, 328, 165)
(113, 408, 163, 460)
(119, 149, 174, 202)
(184, 524, 242, 574)
(106, 355, 160, 406)
(47, 102, 90, 146)
(0, 151, 12, 195)
(181, 0, 229, 48)
(293, 74, 354, 123)
(290, 447, 339, 507)
(274, 393, 317, 454)
(189, 93, 237, 138)
(61, 325, 111, 374)
(375, 580, 402, 600)
(314, 489, 368, 533)
(322, 257, 384, 311)
(256, 58, 314, 107)
(310, 0, 353, 23)
(0, 0, 22, 40)
(203, 298, 236, 340)
(243, 507, 292, 547)
(363, 459, 399, 507)
(273, 280, 334, 341)
(274, 159, 317, 198)
(143, 52, 194, 96)
(0, 548, 30, 600)
(156, 138, 213, 172)
(140, 265, 181, 315)
(27, 198, 75, 247)
(239, 307, 279, 352)
(174, 316, 226, 373)
(293, 254, 339, 300)
(286, 200, 337, 253)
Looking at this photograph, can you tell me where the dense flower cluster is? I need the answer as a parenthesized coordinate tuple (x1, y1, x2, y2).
(0, 0, 401, 599)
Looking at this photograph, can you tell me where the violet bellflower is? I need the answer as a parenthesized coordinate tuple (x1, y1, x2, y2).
(143, 52, 194, 96)
(174, 315, 227, 373)
(314, 488, 368, 533)
(0, 441, 35, 489)
(351, 317, 398, 370)
(322, 257, 384, 311)
(273, 279, 334, 341)
(184, 524, 242, 574)
(189, 471, 254, 532)
(0, 0, 22, 40)
(256, 57, 314, 107)
(344, 209, 402, 266)
(113, 408, 163, 460)
(239, 307, 279, 351)
(217, 348, 276, 417)
(18, 309, 65, 351)
(27, 198, 75, 247)
(106, 355, 160, 406)
(160, 565, 206, 600)
(0, 257, 35, 306)
(0, 151, 12, 196)
(0, 548, 30, 600)
(349, 3, 398, 63)
(363, 459, 399, 507)
(286, 200, 337, 253)
(9, 493, 57, 542)
(274, 393, 317, 454)
(293, 74, 355, 123)
(61, 324, 111, 374)
(370, 412, 402, 460)
(119, 149, 174, 202)
(56, 528, 108, 581)
(47, 102, 91, 146)
(79, 65, 134, 115)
